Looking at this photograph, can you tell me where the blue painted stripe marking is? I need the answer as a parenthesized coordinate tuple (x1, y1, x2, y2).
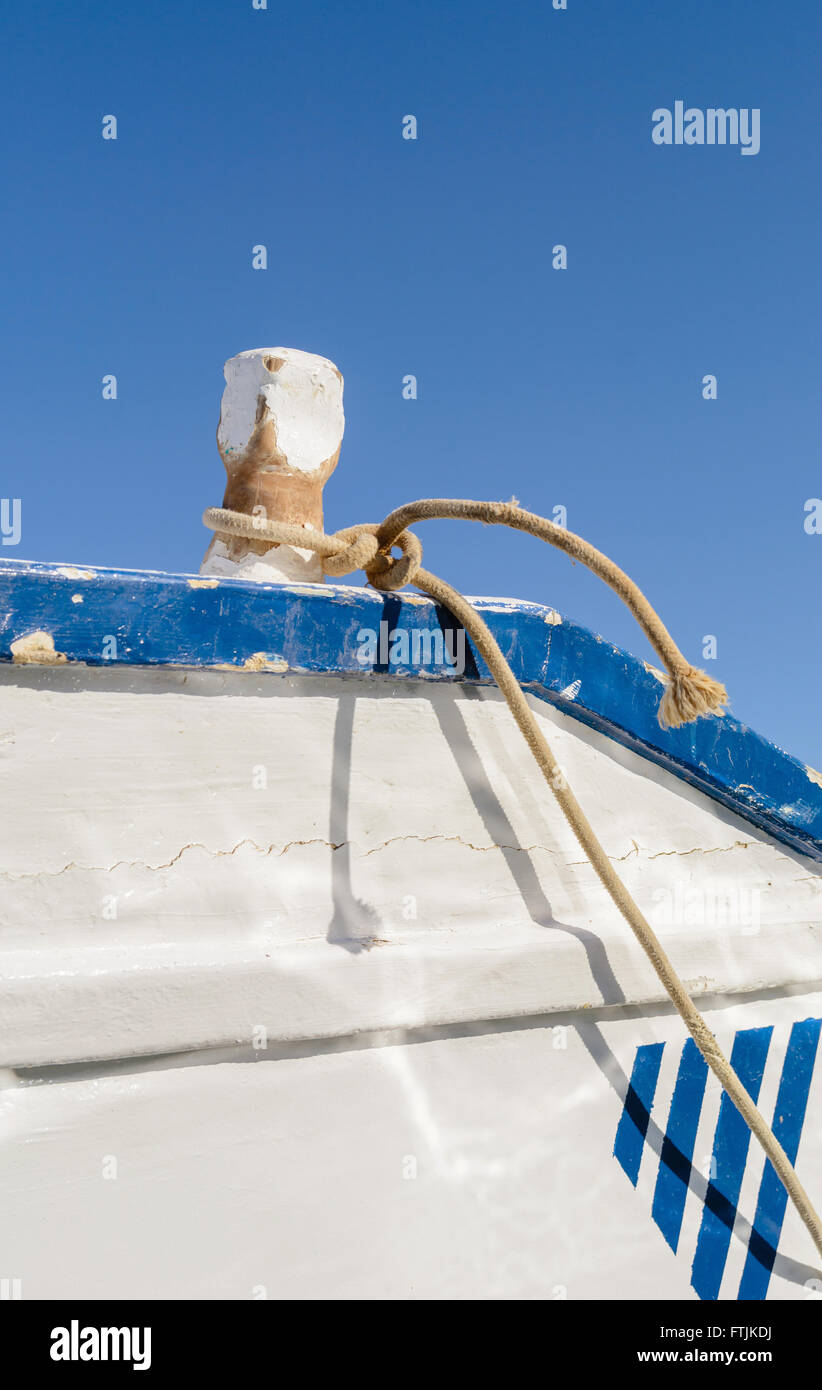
(614, 1043, 665, 1187)
(690, 1026, 773, 1301)
(651, 1039, 709, 1252)
(737, 1017, 822, 1301)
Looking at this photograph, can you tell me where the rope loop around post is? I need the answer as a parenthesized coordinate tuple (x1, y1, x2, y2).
(365, 527, 423, 592)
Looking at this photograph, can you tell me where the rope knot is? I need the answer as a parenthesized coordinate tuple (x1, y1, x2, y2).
(322, 524, 423, 592)
(322, 526, 380, 578)
(366, 527, 422, 591)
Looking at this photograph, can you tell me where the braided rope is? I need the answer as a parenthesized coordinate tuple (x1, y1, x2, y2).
(204, 500, 822, 1266)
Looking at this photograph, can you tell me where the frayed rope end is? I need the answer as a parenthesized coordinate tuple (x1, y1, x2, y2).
(657, 666, 728, 730)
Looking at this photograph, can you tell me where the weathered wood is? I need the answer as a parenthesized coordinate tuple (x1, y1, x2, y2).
(200, 346, 344, 583)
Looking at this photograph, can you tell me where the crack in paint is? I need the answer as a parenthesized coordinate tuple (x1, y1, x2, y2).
(646, 839, 753, 860)
(0, 834, 790, 883)
(0, 837, 342, 880)
(0, 833, 587, 879)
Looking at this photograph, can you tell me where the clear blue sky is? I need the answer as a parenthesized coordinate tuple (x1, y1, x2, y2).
(3, 0, 820, 763)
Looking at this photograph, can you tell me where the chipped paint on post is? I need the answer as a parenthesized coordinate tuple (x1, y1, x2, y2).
(200, 346, 345, 585)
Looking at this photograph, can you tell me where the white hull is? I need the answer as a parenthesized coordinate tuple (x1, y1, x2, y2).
(3, 991, 821, 1302)
(2, 658, 821, 1300)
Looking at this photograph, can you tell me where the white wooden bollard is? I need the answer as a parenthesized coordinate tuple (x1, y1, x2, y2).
(201, 347, 344, 583)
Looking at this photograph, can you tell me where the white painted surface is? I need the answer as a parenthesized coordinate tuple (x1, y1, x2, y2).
(1, 665, 820, 1067)
(1, 992, 820, 1300)
(200, 535, 323, 584)
(2, 663, 821, 1298)
(217, 347, 343, 470)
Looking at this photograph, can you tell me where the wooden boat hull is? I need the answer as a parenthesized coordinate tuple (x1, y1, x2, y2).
(1, 560, 821, 1301)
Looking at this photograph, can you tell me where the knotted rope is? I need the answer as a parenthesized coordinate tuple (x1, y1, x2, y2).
(204, 499, 822, 1266)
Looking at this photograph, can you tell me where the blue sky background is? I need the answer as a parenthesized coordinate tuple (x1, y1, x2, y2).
(2, 0, 820, 763)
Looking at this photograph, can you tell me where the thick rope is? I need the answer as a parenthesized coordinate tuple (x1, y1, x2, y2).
(203, 501, 822, 1265)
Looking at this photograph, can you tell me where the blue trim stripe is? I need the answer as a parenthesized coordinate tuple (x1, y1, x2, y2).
(738, 1017, 822, 1300)
(690, 1027, 773, 1301)
(615, 1019, 820, 1299)
(651, 1040, 709, 1252)
(1, 558, 822, 862)
(613, 1043, 665, 1186)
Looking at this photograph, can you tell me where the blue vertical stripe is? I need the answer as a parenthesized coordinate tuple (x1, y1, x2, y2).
(651, 1039, 709, 1251)
(613, 1043, 665, 1186)
(737, 1017, 822, 1300)
(690, 1026, 773, 1301)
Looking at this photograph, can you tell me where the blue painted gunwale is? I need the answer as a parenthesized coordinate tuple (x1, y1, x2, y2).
(2, 556, 821, 863)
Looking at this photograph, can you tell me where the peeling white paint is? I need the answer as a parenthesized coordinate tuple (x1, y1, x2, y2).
(201, 347, 345, 586)
(239, 652, 288, 673)
(559, 679, 581, 700)
(210, 653, 289, 673)
(203, 537, 325, 585)
(218, 346, 343, 475)
(284, 583, 337, 598)
(56, 566, 96, 580)
(10, 631, 68, 665)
